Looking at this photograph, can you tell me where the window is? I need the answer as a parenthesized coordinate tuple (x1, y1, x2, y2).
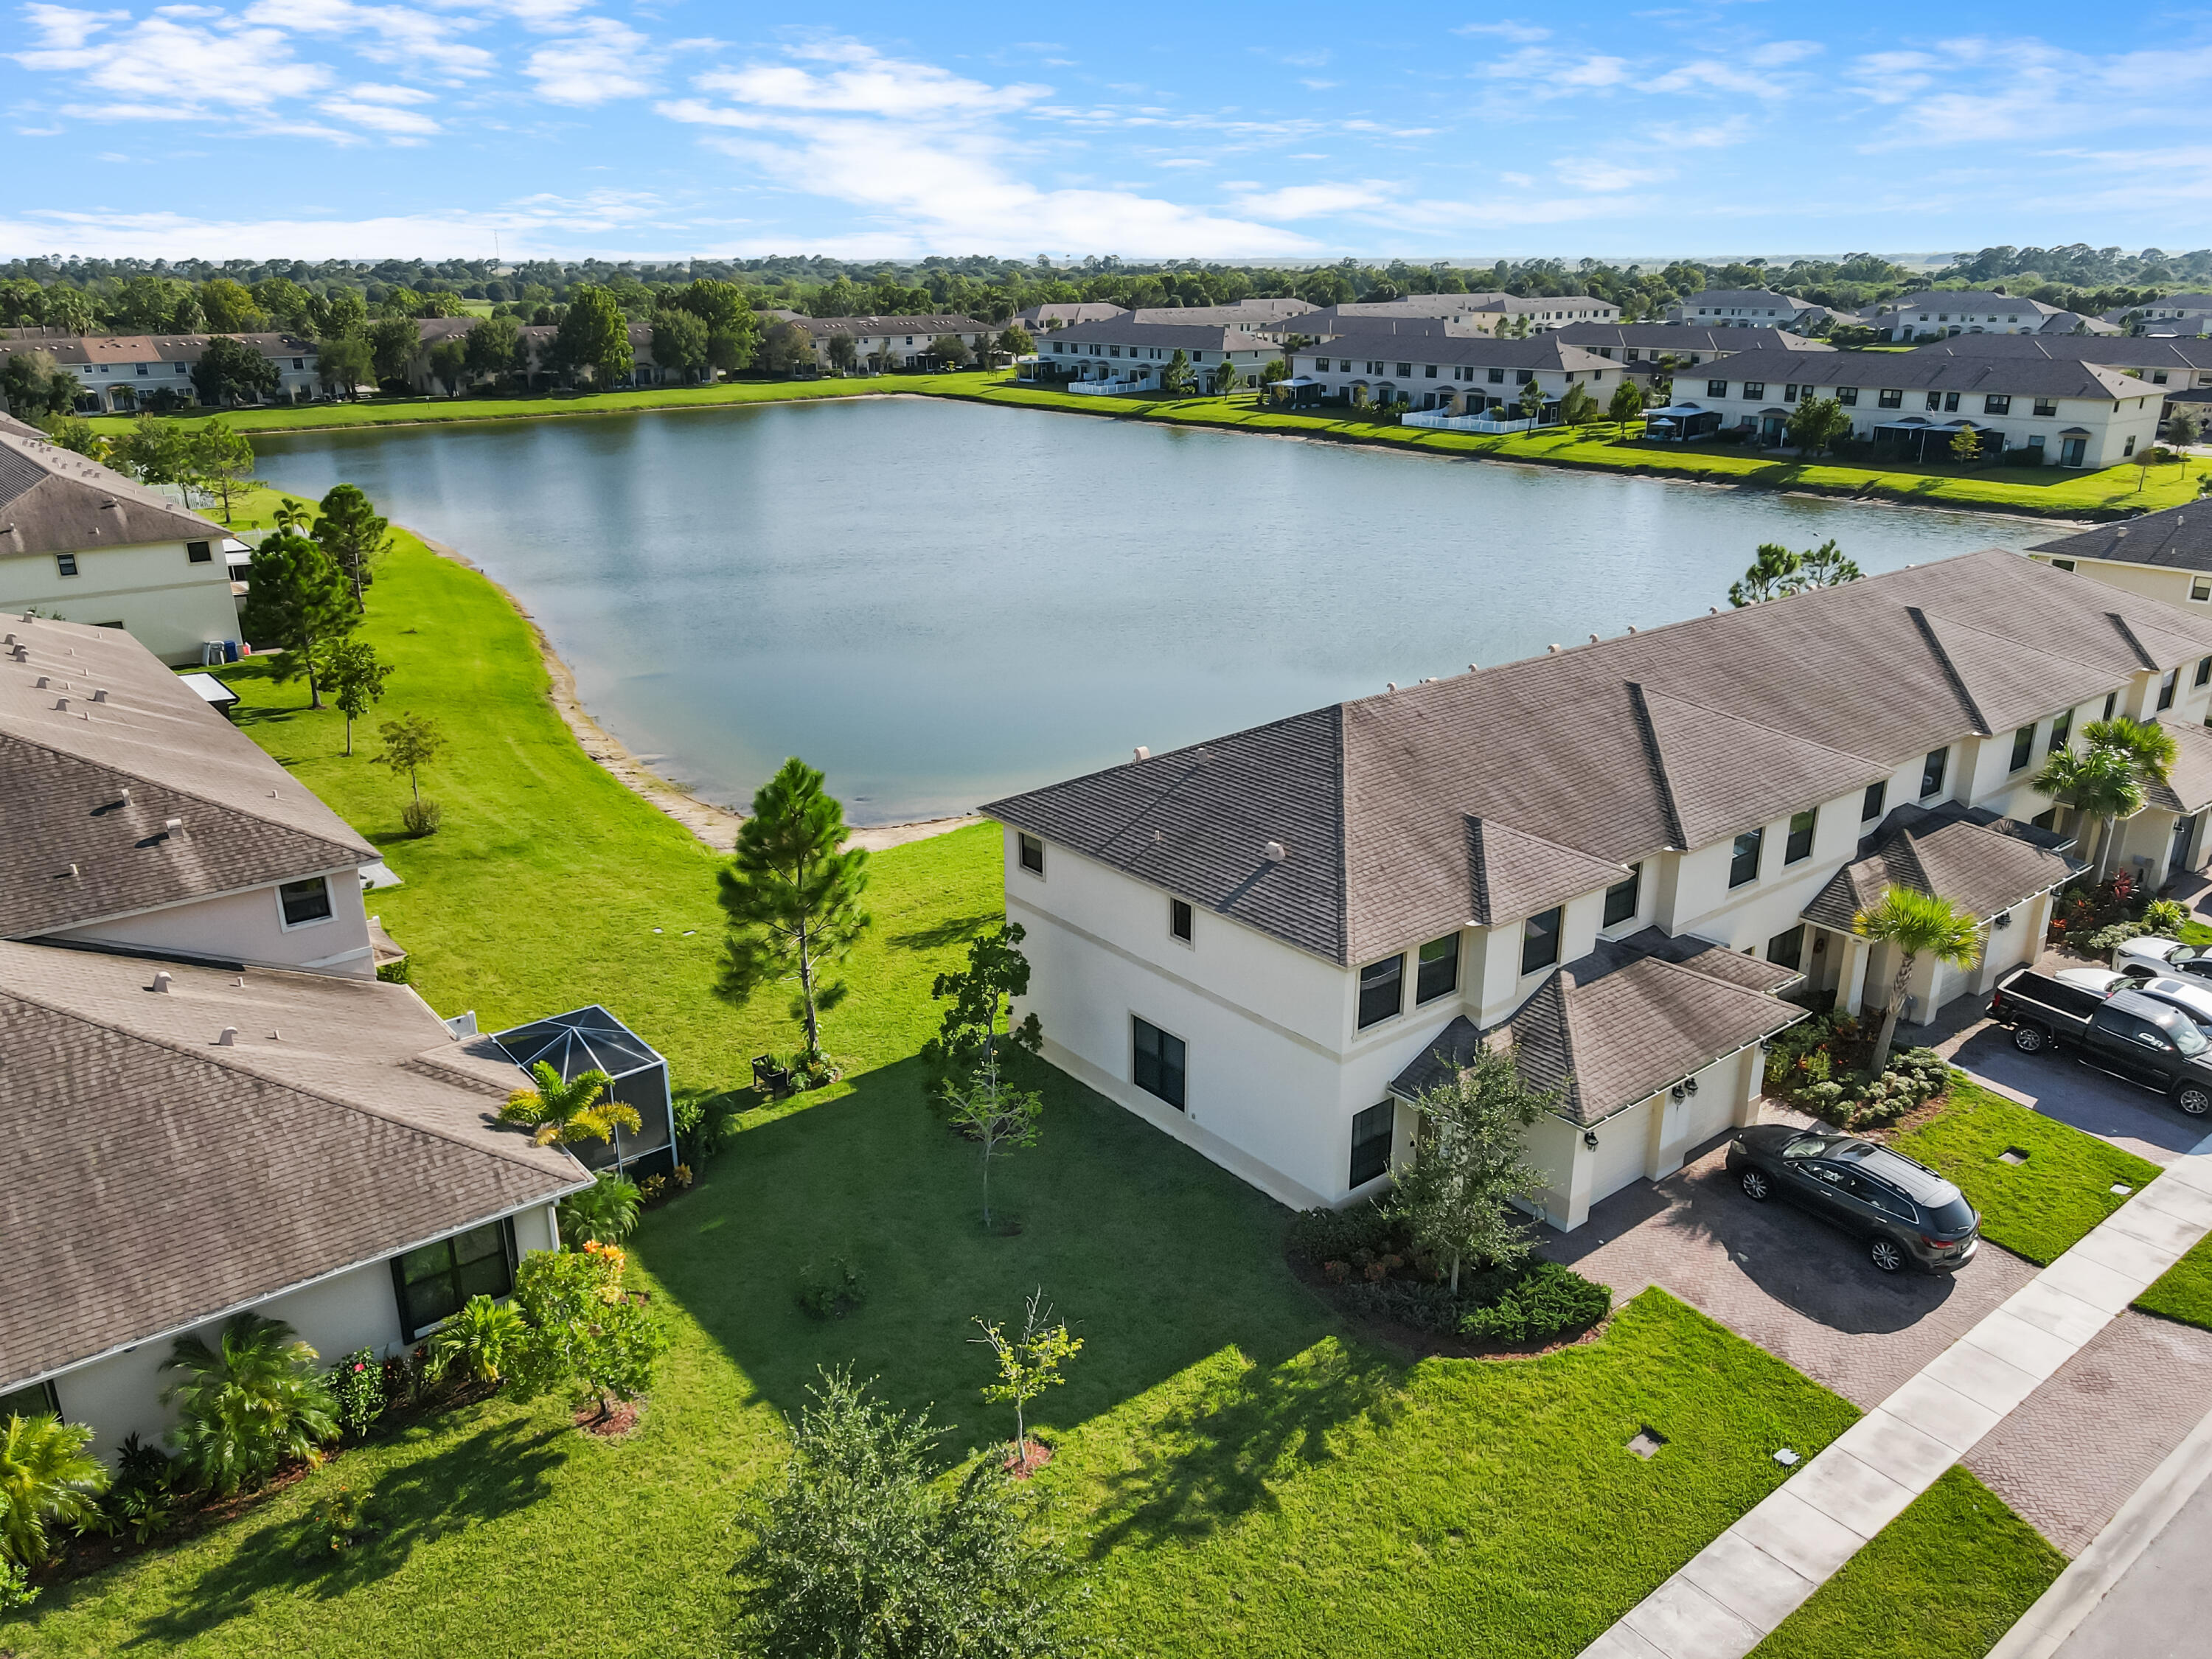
(2105, 692, 2118, 720)
(1603, 863, 1643, 928)
(2010, 723, 2035, 771)
(2051, 709, 2072, 751)
(2126, 436, 2138, 457)
(278, 875, 333, 926)
(1397, 362, 1412, 378)
(1742, 380, 1766, 399)
(1522, 907, 1562, 974)
(1767, 924, 1806, 972)
(0, 1380, 58, 1421)
(1920, 746, 1948, 799)
(2156, 370, 2171, 385)
(1133, 1017, 1186, 1109)
(1169, 897, 1194, 944)
(55, 553, 77, 577)
(1349, 1102, 1394, 1187)
(1488, 367, 1505, 383)
(1837, 386, 1859, 406)
(391, 1220, 514, 1340)
(1878, 388, 1903, 408)
(1514, 370, 1533, 386)
(186, 540, 212, 563)
(1984, 394, 2011, 415)
(1018, 832, 1044, 876)
(1423, 364, 1436, 378)
(2197, 655, 2212, 686)
(1707, 378, 1729, 397)
(1863, 779, 1887, 821)
(2160, 667, 2180, 712)
(1784, 809, 1817, 864)
(1415, 933, 1459, 1003)
(2194, 579, 2212, 604)
(1357, 954, 1404, 1028)
(1728, 829, 1764, 888)
(2034, 397, 2058, 417)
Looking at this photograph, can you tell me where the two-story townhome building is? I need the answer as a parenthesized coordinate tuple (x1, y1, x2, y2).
(1015, 302, 1130, 332)
(1906, 333, 2212, 433)
(407, 317, 674, 393)
(1677, 351, 2162, 465)
(1869, 291, 2112, 341)
(0, 330, 320, 413)
(1293, 333, 1623, 412)
(1131, 299, 1318, 328)
(1023, 319, 1279, 391)
(0, 422, 243, 665)
(1553, 323, 1834, 372)
(1664, 289, 1827, 331)
(793, 313, 994, 374)
(2107, 294, 2212, 332)
(0, 616, 610, 1455)
(983, 551, 2212, 1225)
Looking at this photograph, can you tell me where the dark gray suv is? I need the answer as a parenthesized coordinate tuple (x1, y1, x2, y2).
(1725, 1125, 1980, 1273)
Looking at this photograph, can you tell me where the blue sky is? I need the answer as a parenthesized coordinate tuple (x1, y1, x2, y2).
(3, 1, 2204, 263)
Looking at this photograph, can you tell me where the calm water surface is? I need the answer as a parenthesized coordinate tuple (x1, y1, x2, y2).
(254, 399, 2026, 824)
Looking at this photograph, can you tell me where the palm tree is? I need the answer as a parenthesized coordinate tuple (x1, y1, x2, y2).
(558, 1169, 643, 1243)
(1852, 886, 1984, 1073)
(497, 1060, 639, 1147)
(0, 1413, 108, 1568)
(161, 1314, 338, 1496)
(2034, 717, 2173, 877)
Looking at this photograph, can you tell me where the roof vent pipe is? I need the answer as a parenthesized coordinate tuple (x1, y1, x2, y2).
(1133, 745, 1150, 761)
(153, 971, 171, 993)
(217, 1027, 237, 1046)
(164, 816, 183, 837)
(91, 689, 107, 703)
(1263, 841, 1287, 863)
(1546, 644, 1561, 653)
(53, 698, 67, 712)
(34, 676, 47, 689)
(1385, 681, 1397, 692)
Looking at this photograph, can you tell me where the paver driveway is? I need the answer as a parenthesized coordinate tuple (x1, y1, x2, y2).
(1539, 1126, 2037, 1411)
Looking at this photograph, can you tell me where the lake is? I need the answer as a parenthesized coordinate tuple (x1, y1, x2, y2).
(253, 397, 2031, 826)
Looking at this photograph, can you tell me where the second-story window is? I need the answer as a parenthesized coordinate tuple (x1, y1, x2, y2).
(1985, 394, 2011, 415)
(2160, 668, 2180, 712)
(2104, 692, 2118, 720)
(1921, 746, 1949, 799)
(2051, 709, 2073, 751)
(1521, 908, 1562, 975)
(55, 553, 77, 577)
(1784, 810, 1816, 864)
(1863, 779, 1887, 821)
(1357, 954, 1404, 1029)
(1707, 378, 1728, 397)
(1018, 832, 1044, 876)
(2197, 655, 2212, 687)
(1603, 862, 1642, 928)
(1415, 933, 1459, 1003)
(1169, 898, 1193, 944)
(1729, 829, 1763, 888)
(2010, 724, 2035, 771)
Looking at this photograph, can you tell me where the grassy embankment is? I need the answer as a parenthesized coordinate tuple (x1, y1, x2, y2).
(10, 506, 2059, 1658)
(93, 371, 2211, 519)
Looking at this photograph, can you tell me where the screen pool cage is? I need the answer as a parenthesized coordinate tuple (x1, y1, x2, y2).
(493, 1005, 678, 1183)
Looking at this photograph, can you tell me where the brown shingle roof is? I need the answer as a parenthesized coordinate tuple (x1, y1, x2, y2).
(2148, 717, 2212, 814)
(1388, 932, 1806, 1124)
(0, 428, 226, 558)
(0, 618, 374, 939)
(1799, 803, 2081, 931)
(989, 552, 2212, 964)
(0, 942, 588, 1390)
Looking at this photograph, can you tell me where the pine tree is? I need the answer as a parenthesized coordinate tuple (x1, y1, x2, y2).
(237, 531, 353, 709)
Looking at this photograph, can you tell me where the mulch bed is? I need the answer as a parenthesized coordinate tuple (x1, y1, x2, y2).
(1286, 1255, 1614, 1363)
(577, 1398, 643, 1439)
(1003, 1437, 1054, 1480)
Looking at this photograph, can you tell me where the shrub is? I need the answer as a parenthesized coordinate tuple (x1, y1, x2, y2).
(2144, 898, 2191, 933)
(796, 1256, 869, 1320)
(506, 1243, 669, 1420)
(97, 1435, 180, 1546)
(0, 1555, 35, 1612)
(1457, 1261, 1612, 1343)
(639, 1174, 669, 1204)
(2086, 918, 2154, 953)
(1285, 1200, 1399, 1265)
(672, 1163, 694, 1189)
(375, 957, 411, 984)
(0, 1413, 108, 1568)
(423, 1295, 527, 1386)
(400, 798, 442, 837)
(300, 1484, 368, 1555)
(559, 1169, 641, 1245)
(160, 1313, 338, 1496)
(672, 1092, 739, 1160)
(325, 1347, 387, 1439)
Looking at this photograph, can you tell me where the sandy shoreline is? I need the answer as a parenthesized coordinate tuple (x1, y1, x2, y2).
(416, 535, 981, 855)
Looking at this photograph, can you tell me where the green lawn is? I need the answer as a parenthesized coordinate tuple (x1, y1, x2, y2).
(1888, 1076, 2160, 1264)
(97, 370, 2208, 519)
(2136, 1234, 2212, 1328)
(1750, 1466, 2065, 1659)
(6, 497, 1894, 1656)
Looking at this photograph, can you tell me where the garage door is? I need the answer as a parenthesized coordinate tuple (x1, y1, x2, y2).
(1588, 1099, 1652, 1205)
(1681, 1063, 1736, 1149)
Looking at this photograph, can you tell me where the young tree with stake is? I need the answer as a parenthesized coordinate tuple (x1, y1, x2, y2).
(375, 712, 447, 835)
(945, 1048, 1043, 1228)
(715, 758, 872, 1065)
(325, 638, 392, 756)
(971, 1289, 1082, 1466)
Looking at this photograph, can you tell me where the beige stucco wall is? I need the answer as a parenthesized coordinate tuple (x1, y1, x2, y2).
(2025, 553, 2211, 616)
(52, 865, 377, 978)
(0, 539, 239, 666)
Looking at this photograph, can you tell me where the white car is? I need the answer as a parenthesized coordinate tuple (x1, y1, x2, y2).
(2062, 964, 2212, 1033)
(2114, 937, 2212, 987)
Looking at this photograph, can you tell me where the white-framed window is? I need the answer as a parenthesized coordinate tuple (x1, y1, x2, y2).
(1017, 832, 1045, 877)
(1169, 897, 1194, 945)
(277, 875, 335, 928)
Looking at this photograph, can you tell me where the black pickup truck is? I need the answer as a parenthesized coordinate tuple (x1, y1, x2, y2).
(1988, 967, 2212, 1118)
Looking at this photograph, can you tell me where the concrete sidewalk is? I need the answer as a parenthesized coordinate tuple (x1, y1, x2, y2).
(1582, 1133, 2212, 1659)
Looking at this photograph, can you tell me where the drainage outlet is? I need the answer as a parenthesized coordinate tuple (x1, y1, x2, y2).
(1998, 1147, 2030, 1166)
(1627, 1427, 1668, 1460)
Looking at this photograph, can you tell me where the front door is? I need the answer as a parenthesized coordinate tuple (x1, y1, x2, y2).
(2174, 812, 2200, 878)
(2062, 437, 2087, 467)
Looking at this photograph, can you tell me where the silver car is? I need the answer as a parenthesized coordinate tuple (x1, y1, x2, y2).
(2058, 966, 2212, 1034)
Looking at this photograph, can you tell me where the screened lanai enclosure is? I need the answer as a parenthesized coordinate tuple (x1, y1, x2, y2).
(493, 1005, 678, 1183)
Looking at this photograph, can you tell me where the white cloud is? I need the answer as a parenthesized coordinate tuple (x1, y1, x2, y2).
(1455, 20, 1549, 41)
(244, 0, 494, 75)
(659, 40, 1314, 256)
(0, 192, 662, 259)
(12, 9, 333, 106)
(348, 81, 435, 103)
(1551, 157, 1673, 192)
(22, 4, 125, 49)
(327, 97, 439, 133)
(525, 15, 652, 104)
(1231, 181, 1392, 219)
(1849, 38, 2212, 147)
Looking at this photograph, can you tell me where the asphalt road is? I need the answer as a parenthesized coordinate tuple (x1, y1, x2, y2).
(2051, 1474, 2212, 1658)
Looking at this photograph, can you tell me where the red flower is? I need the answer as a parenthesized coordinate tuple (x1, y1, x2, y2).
(353, 1362, 366, 1372)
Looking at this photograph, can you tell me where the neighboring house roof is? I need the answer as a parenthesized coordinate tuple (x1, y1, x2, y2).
(0, 616, 375, 940)
(1702, 349, 2160, 402)
(1042, 318, 1277, 352)
(789, 314, 988, 336)
(1676, 289, 1812, 313)
(1800, 803, 2080, 931)
(1881, 291, 2065, 320)
(1130, 299, 1317, 327)
(0, 426, 226, 559)
(0, 412, 41, 439)
(1309, 334, 1621, 375)
(1554, 324, 1834, 355)
(0, 940, 589, 1391)
(2147, 718, 2212, 815)
(1909, 333, 2212, 374)
(1388, 930, 1806, 1124)
(2029, 504, 2212, 573)
(986, 551, 2212, 966)
(1018, 303, 1129, 328)
(0, 333, 315, 369)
